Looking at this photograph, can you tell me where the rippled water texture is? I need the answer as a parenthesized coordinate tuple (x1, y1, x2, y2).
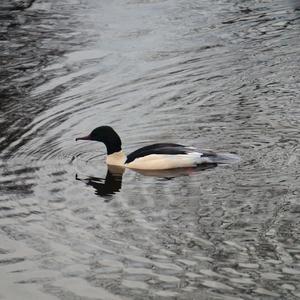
(1, 0, 300, 299)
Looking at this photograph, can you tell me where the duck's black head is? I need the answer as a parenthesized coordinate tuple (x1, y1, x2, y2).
(76, 126, 122, 155)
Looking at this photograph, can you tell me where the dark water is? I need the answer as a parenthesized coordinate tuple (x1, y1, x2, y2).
(1, 0, 300, 299)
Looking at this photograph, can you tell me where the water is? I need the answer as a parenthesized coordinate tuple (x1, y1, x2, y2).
(0, 0, 299, 299)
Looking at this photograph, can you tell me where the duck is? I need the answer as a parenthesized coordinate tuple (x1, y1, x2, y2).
(76, 126, 239, 170)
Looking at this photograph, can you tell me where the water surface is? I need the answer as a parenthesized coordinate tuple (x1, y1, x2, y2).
(0, 0, 300, 299)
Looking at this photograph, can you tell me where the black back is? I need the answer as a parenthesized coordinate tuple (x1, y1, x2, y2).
(125, 143, 192, 164)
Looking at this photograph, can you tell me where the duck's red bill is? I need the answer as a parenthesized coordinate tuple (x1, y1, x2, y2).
(75, 134, 91, 141)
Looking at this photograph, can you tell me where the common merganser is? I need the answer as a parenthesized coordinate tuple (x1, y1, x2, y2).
(76, 126, 239, 170)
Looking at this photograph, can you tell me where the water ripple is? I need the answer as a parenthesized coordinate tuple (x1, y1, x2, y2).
(0, 0, 300, 299)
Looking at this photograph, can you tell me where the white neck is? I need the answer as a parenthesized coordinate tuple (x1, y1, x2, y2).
(106, 150, 126, 167)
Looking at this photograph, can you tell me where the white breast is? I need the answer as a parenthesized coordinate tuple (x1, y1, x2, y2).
(106, 151, 126, 167)
(125, 153, 202, 170)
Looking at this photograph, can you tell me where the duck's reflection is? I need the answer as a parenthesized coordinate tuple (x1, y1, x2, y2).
(76, 163, 217, 199)
(76, 165, 124, 200)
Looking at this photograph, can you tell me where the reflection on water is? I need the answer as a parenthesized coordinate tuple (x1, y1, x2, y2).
(0, 0, 300, 299)
(75, 164, 218, 200)
(76, 166, 124, 200)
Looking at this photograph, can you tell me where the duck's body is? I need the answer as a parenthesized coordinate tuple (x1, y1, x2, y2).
(76, 126, 239, 170)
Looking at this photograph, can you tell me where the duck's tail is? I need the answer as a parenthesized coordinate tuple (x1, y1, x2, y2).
(205, 152, 240, 164)
(213, 153, 241, 164)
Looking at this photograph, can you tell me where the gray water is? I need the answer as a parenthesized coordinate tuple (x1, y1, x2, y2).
(1, 0, 300, 299)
